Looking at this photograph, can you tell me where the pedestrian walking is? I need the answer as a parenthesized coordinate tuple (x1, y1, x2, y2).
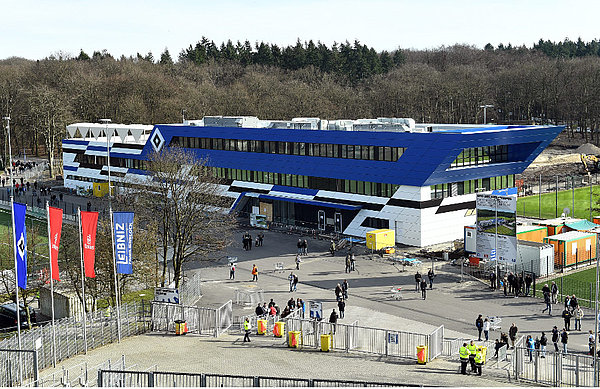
(342, 279, 349, 299)
(302, 239, 308, 255)
(415, 271, 422, 291)
(574, 306, 584, 331)
(502, 275, 508, 296)
(242, 233, 249, 250)
(338, 298, 345, 319)
(297, 239, 303, 255)
(329, 240, 336, 256)
(420, 279, 427, 299)
(427, 269, 435, 289)
(540, 332, 547, 358)
(551, 281, 558, 304)
(551, 326, 559, 352)
(293, 274, 298, 292)
(252, 264, 258, 282)
(335, 283, 342, 301)
(295, 254, 301, 270)
(247, 233, 253, 250)
(561, 329, 568, 354)
(345, 253, 351, 273)
(229, 263, 235, 280)
(329, 309, 338, 334)
(476, 315, 484, 341)
(589, 330, 595, 356)
(350, 253, 355, 271)
(243, 318, 251, 342)
(509, 323, 518, 348)
(542, 290, 552, 315)
(258, 232, 264, 246)
(483, 318, 490, 341)
(288, 272, 295, 292)
(562, 308, 572, 331)
(489, 271, 496, 289)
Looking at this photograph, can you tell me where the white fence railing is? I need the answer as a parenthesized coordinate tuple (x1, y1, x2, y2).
(151, 301, 233, 337)
(179, 271, 203, 306)
(234, 289, 265, 307)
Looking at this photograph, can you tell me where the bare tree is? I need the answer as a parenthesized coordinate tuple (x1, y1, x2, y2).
(125, 147, 234, 288)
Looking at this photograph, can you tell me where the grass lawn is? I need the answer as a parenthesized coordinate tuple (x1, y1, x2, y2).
(537, 267, 600, 308)
(517, 186, 600, 219)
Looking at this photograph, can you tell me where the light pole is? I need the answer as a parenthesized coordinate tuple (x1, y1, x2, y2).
(99, 119, 112, 206)
(479, 105, 494, 124)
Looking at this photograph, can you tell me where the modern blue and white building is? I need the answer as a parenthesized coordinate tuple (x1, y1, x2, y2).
(63, 117, 563, 247)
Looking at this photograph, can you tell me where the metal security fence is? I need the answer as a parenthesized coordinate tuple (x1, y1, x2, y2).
(513, 347, 600, 387)
(429, 326, 444, 360)
(0, 301, 150, 387)
(0, 349, 39, 387)
(179, 271, 202, 306)
(234, 288, 265, 306)
(97, 369, 420, 387)
(151, 301, 233, 337)
(285, 317, 431, 361)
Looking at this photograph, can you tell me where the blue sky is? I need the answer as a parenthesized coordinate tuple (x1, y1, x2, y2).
(1, 0, 598, 60)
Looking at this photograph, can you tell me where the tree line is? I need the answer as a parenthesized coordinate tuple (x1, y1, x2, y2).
(2, 38, 600, 175)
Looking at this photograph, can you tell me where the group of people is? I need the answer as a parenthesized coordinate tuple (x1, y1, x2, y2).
(459, 340, 485, 376)
(242, 232, 264, 250)
(297, 239, 309, 255)
(496, 271, 533, 297)
(344, 251, 356, 273)
(561, 295, 584, 331)
(334, 280, 349, 319)
(254, 297, 305, 320)
(414, 269, 435, 300)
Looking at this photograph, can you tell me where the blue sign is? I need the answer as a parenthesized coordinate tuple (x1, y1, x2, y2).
(113, 212, 134, 274)
(12, 202, 27, 289)
(388, 333, 399, 344)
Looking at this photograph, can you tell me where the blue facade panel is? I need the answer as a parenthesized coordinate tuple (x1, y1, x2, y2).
(122, 123, 564, 187)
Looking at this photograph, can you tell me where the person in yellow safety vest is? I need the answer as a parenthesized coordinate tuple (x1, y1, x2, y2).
(459, 343, 470, 375)
(474, 348, 483, 376)
(243, 318, 251, 343)
(467, 340, 477, 372)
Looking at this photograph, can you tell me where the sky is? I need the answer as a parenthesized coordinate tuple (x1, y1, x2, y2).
(1, 0, 598, 60)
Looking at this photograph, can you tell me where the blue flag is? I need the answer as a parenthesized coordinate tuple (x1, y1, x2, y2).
(113, 212, 134, 274)
(12, 202, 27, 289)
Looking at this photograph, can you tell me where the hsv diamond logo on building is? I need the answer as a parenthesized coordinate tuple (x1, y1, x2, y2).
(150, 129, 165, 152)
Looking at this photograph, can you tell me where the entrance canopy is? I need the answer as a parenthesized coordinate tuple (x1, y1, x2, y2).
(258, 194, 361, 211)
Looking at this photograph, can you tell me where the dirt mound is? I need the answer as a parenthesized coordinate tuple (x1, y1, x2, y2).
(576, 143, 600, 155)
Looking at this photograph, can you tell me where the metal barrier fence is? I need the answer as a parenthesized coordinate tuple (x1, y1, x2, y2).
(234, 288, 265, 306)
(513, 347, 600, 386)
(97, 369, 419, 387)
(285, 317, 431, 361)
(0, 348, 38, 387)
(429, 325, 444, 360)
(151, 301, 233, 337)
(179, 271, 203, 306)
(0, 301, 150, 387)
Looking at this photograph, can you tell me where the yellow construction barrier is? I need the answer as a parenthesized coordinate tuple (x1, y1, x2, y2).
(273, 321, 285, 338)
(257, 319, 267, 335)
(288, 331, 301, 348)
(416, 345, 427, 364)
(320, 334, 332, 352)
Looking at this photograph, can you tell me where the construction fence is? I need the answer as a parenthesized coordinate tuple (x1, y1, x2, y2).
(179, 271, 203, 306)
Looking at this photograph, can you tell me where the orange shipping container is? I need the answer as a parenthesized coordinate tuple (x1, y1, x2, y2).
(544, 231, 597, 269)
(517, 226, 548, 243)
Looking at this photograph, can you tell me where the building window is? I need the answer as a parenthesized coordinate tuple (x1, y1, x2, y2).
(361, 217, 390, 229)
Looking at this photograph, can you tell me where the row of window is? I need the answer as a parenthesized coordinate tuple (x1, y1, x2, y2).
(361, 217, 390, 229)
(430, 175, 515, 199)
(75, 154, 148, 170)
(170, 137, 405, 162)
(212, 167, 400, 198)
(450, 145, 509, 168)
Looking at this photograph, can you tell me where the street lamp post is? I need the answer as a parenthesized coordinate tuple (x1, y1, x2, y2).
(479, 105, 494, 124)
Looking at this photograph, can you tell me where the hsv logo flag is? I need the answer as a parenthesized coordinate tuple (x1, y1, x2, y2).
(48, 206, 63, 281)
(80, 211, 99, 278)
(12, 202, 27, 289)
(113, 212, 134, 274)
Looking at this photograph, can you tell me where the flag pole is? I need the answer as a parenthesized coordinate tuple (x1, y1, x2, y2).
(46, 202, 57, 367)
(77, 207, 88, 354)
(110, 208, 122, 342)
(5, 116, 22, 383)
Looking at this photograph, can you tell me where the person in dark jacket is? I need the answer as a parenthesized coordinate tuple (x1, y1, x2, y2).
(475, 314, 484, 341)
(562, 308, 572, 331)
(509, 323, 518, 348)
(561, 329, 569, 354)
(415, 271, 422, 291)
(551, 326, 559, 352)
(525, 274, 533, 296)
(420, 279, 428, 299)
(329, 309, 338, 334)
(540, 332, 548, 358)
(338, 298, 345, 319)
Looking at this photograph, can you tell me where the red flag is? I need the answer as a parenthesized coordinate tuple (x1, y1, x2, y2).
(48, 206, 63, 281)
(80, 211, 99, 278)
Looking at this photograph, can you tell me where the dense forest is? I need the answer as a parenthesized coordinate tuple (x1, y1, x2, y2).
(1, 37, 600, 173)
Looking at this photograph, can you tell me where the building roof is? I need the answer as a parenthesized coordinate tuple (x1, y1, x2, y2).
(547, 230, 595, 241)
(565, 220, 599, 231)
(517, 225, 546, 234)
(536, 217, 582, 226)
